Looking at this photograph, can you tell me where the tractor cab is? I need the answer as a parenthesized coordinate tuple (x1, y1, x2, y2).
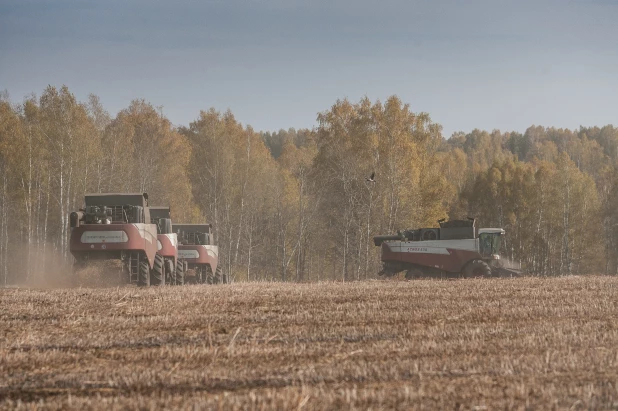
(478, 228, 505, 259)
(150, 206, 173, 235)
(174, 224, 213, 246)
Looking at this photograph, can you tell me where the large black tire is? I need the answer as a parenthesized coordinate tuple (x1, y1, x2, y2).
(204, 265, 214, 284)
(165, 259, 174, 285)
(151, 254, 165, 286)
(138, 260, 150, 287)
(463, 260, 492, 278)
(170, 265, 177, 285)
(176, 260, 185, 285)
(214, 265, 222, 284)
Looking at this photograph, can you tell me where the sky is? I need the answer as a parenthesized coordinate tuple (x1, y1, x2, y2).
(1, 0, 617, 137)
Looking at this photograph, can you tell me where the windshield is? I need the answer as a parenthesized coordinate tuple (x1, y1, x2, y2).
(184, 232, 210, 245)
(479, 233, 501, 256)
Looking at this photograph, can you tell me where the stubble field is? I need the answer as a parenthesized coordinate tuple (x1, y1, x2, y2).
(1, 276, 618, 410)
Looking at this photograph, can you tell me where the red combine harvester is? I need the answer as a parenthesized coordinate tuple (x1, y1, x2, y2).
(150, 206, 182, 285)
(69, 193, 158, 286)
(174, 224, 226, 284)
(374, 218, 520, 279)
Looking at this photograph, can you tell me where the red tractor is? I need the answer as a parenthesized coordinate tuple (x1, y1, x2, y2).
(69, 193, 158, 286)
(174, 224, 227, 284)
(150, 206, 184, 285)
(374, 218, 519, 279)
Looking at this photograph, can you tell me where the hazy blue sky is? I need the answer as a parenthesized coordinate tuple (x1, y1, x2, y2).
(1, 0, 617, 137)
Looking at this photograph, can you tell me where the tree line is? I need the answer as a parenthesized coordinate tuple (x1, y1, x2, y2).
(1, 85, 617, 285)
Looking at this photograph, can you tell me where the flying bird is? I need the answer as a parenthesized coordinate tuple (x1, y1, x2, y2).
(366, 172, 376, 183)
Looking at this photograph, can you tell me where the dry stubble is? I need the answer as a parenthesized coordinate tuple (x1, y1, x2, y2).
(1, 276, 618, 410)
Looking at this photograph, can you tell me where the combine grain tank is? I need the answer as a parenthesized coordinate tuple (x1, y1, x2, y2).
(174, 224, 227, 284)
(150, 206, 182, 285)
(69, 193, 158, 286)
(374, 219, 519, 279)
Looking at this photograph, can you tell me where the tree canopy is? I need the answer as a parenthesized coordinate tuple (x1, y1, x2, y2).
(1, 85, 616, 284)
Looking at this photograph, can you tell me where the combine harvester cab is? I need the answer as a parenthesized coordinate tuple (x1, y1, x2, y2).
(174, 224, 227, 284)
(69, 193, 158, 286)
(150, 206, 182, 286)
(374, 219, 519, 279)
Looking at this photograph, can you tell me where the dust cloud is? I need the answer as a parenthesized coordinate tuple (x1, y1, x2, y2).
(71, 260, 129, 288)
(18, 249, 129, 289)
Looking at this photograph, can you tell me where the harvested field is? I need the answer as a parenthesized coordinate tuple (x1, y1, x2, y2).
(1, 276, 618, 410)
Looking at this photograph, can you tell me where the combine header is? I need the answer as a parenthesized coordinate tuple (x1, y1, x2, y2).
(69, 193, 158, 286)
(374, 219, 519, 279)
(175, 224, 226, 284)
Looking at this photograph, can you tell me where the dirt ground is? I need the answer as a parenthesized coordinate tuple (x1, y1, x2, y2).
(2, 276, 618, 410)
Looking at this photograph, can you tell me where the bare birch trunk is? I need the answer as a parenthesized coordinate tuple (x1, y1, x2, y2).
(234, 132, 251, 266)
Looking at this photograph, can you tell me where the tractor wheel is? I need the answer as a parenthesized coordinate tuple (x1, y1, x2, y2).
(404, 269, 423, 280)
(214, 265, 223, 284)
(463, 260, 492, 278)
(169, 265, 176, 285)
(176, 260, 185, 285)
(138, 260, 150, 287)
(205, 265, 214, 284)
(151, 254, 165, 286)
(165, 259, 174, 285)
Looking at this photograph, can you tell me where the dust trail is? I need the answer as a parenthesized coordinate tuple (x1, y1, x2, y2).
(19, 248, 72, 288)
(19, 249, 130, 289)
(72, 260, 129, 288)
